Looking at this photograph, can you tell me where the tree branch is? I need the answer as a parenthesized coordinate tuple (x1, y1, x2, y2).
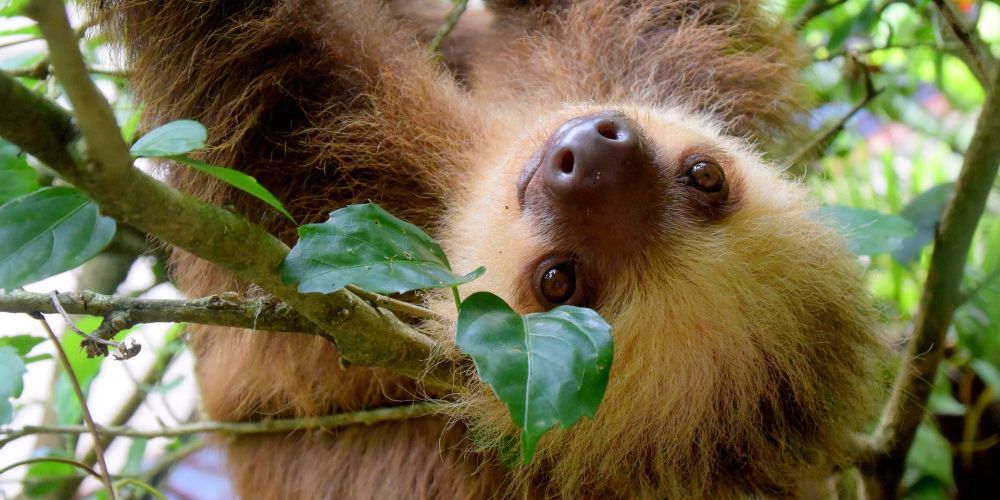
(4, 0, 462, 388)
(858, 63, 1000, 497)
(0, 288, 443, 343)
(793, 0, 848, 30)
(0, 290, 323, 339)
(0, 402, 444, 447)
(789, 58, 881, 170)
(931, 0, 997, 89)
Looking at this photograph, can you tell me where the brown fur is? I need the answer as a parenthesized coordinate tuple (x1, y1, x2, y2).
(90, 0, 885, 497)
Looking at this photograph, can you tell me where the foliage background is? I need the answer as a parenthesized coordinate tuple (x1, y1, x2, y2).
(2, 0, 1000, 498)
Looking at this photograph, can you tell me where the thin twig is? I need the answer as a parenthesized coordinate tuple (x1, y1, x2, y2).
(0, 402, 445, 447)
(816, 41, 962, 62)
(35, 316, 117, 500)
(345, 285, 442, 321)
(57, 327, 184, 498)
(428, 0, 469, 55)
(793, 0, 848, 29)
(931, 0, 996, 88)
(0, 36, 40, 50)
(789, 58, 881, 169)
(0, 457, 100, 480)
(49, 290, 123, 349)
(138, 439, 206, 485)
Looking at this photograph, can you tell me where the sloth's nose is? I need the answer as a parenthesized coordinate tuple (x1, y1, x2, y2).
(536, 112, 657, 247)
(541, 113, 652, 203)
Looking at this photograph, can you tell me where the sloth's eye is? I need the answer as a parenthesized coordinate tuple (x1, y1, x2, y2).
(537, 261, 577, 305)
(686, 161, 725, 192)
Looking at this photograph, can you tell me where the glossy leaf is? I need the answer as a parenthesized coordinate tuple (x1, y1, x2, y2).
(456, 292, 613, 462)
(130, 119, 206, 157)
(0, 140, 39, 203)
(893, 183, 954, 265)
(815, 205, 916, 256)
(282, 203, 484, 294)
(0, 187, 116, 291)
(0, 346, 26, 424)
(171, 156, 294, 222)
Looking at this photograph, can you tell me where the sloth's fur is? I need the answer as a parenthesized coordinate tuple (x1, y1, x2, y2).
(92, 0, 887, 497)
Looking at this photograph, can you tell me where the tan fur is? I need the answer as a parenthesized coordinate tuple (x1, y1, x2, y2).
(90, 0, 885, 497)
(439, 104, 884, 497)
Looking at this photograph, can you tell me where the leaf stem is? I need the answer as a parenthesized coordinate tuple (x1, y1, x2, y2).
(451, 286, 462, 312)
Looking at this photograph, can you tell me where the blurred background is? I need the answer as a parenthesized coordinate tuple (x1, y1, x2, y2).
(1, 0, 999, 498)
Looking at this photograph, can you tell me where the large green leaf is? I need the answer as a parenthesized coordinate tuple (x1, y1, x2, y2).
(129, 119, 206, 157)
(815, 205, 916, 256)
(893, 183, 954, 265)
(0, 345, 26, 424)
(171, 156, 294, 222)
(282, 203, 484, 294)
(0, 187, 116, 291)
(0, 140, 39, 203)
(456, 292, 613, 462)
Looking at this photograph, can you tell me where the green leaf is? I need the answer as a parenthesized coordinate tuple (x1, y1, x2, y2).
(129, 119, 206, 157)
(456, 292, 613, 462)
(814, 205, 916, 256)
(123, 438, 148, 476)
(24, 449, 76, 497)
(282, 203, 484, 294)
(171, 155, 294, 222)
(0, 139, 39, 203)
(893, 183, 954, 265)
(0, 187, 116, 291)
(0, 346, 26, 424)
(0, 334, 44, 358)
(903, 423, 954, 490)
(0, 0, 29, 16)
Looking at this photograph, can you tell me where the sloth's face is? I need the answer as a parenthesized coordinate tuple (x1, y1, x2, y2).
(444, 108, 880, 493)
(443, 104, 856, 341)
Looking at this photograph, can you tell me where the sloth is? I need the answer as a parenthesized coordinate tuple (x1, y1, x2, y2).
(92, 0, 887, 497)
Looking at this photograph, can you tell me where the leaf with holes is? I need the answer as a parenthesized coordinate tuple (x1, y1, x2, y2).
(0, 187, 116, 291)
(282, 203, 484, 294)
(456, 292, 613, 462)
